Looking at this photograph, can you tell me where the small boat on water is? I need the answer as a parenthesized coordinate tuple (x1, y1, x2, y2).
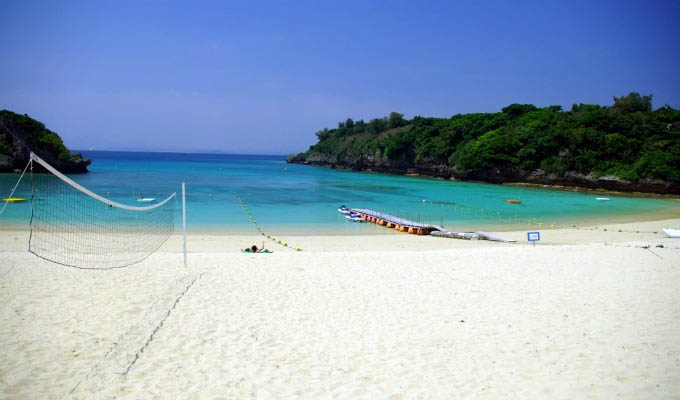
(345, 214, 366, 222)
(137, 198, 156, 203)
(505, 199, 521, 204)
(596, 197, 610, 201)
(338, 205, 350, 214)
(2, 198, 26, 203)
(662, 228, 680, 238)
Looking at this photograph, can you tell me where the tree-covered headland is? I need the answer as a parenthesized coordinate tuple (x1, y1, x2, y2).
(0, 110, 90, 173)
(289, 93, 680, 194)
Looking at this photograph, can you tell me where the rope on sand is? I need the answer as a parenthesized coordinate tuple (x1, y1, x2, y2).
(119, 272, 204, 376)
(604, 242, 680, 257)
(67, 272, 202, 397)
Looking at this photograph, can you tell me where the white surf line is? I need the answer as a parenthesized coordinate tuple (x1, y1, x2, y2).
(118, 272, 204, 376)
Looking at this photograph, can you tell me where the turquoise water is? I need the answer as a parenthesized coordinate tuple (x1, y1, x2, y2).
(1, 151, 678, 234)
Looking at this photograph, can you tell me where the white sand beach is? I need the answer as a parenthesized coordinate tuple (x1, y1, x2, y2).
(1, 219, 680, 399)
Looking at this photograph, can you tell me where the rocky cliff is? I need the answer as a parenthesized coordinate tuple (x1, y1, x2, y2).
(287, 152, 680, 195)
(0, 110, 91, 173)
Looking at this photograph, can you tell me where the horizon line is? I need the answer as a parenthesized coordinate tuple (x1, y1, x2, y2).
(73, 149, 288, 157)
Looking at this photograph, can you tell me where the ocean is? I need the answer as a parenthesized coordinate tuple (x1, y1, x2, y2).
(1, 151, 678, 234)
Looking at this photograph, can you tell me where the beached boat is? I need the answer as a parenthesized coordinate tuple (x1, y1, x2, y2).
(662, 228, 680, 238)
(2, 197, 26, 203)
(596, 197, 610, 201)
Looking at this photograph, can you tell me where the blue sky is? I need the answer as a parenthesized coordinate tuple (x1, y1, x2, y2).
(1, 0, 679, 154)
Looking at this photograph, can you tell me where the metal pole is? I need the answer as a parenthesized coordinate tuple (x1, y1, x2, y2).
(182, 182, 187, 269)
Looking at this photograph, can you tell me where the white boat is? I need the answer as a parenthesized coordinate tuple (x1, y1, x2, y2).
(345, 214, 365, 222)
(137, 198, 156, 203)
(338, 205, 350, 214)
(662, 228, 680, 238)
(596, 197, 610, 201)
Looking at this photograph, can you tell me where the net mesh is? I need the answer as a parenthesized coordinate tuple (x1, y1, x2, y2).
(28, 155, 176, 269)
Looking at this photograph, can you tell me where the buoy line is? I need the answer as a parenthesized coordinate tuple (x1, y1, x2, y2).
(235, 196, 302, 251)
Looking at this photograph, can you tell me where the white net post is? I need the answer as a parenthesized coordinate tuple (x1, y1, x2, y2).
(182, 182, 187, 269)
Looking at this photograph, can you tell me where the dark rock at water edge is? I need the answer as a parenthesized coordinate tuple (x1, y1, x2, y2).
(287, 153, 680, 195)
(0, 150, 92, 174)
(0, 110, 91, 173)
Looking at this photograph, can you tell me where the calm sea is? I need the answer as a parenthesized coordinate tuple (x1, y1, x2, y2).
(1, 151, 678, 234)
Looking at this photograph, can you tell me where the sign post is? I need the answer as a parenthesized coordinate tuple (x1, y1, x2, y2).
(527, 231, 540, 247)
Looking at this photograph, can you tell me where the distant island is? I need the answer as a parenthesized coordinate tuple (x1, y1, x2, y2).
(288, 93, 680, 195)
(0, 110, 90, 173)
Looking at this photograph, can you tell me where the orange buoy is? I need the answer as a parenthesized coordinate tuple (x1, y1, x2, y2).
(506, 199, 521, 204)
(408, 227, 416, 234)
(386, 222, 394, 228)
(417, 228, 425, 235)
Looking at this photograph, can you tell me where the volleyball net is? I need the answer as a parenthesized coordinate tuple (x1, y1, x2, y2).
(28, 153, 177, 269)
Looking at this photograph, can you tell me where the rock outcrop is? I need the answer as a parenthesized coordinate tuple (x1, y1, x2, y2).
(0, 110, 90, 173)
(288, 152, 680, 195)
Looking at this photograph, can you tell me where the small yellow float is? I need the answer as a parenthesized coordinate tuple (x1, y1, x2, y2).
(2, 198, 26, 203)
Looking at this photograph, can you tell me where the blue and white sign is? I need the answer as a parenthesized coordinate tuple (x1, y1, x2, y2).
(527, 231, 541, 242)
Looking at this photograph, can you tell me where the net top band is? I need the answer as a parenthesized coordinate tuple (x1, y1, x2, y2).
(30, 152, 176, 211)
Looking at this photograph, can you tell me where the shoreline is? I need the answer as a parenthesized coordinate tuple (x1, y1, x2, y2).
(2, 217, 678, 251)
(2, 207, 679, 236)
(502, 181, 680, 199)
